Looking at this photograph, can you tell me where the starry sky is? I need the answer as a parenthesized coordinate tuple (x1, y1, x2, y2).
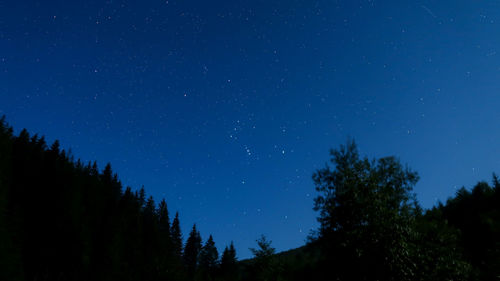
(2, 0, 500, 258)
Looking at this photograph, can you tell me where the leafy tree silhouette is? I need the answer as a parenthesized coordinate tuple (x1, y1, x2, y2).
(312, 140, 472, 281)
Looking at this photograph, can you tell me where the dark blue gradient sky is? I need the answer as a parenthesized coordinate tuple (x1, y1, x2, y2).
(2, 0, 500, 258)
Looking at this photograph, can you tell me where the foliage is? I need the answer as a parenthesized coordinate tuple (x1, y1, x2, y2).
(311, 140, 473, 281)
(411, 207, 472, 281)
(312, 140, 420, 280)
(436, 179, 500, 280)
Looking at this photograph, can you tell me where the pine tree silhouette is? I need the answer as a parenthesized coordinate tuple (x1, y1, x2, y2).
(183, 224, 202, 280)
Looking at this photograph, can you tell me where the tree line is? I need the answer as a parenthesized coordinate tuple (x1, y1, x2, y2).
(0, 117, 238, 281)
(1, 117, 500, 280)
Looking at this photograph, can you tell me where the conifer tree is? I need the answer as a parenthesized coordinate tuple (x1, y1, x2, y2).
(136, 186, 146, 209)
(158, 199, 171, 236)
(171, 212, 183, 259)
(220, 242, 237, 268)
(156, 198, 174, 279)
(90, 161, 98, 177)
(199, 234, 219, 280)
(220, 242, 238, 281)
(183, 224, 202, 279)
(50, 139, 60, 153)
(249, 235, 280, 281)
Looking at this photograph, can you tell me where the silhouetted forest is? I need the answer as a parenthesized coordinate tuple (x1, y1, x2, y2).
(1, 117, 499, 281)
(0, 117, 236, 281)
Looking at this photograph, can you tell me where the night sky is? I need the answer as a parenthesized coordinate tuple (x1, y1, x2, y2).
(2, 0, 500, 258)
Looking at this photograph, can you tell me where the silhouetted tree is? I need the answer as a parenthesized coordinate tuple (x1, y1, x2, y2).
(158, 199, 171, 237)
(198, 234, 219, 281)
(220, 241, 237, 268)
(219, 242, 238, 281)
(171, 212, 183, 259)
(250, 235, 275, 259)
(136, 186, 146, 209)
(249, 235, 280, 281)
(312, 140, 473, 281)
(312, 140, 421, 280)
(156, 198, 175, 279)
(184, 224, 202, 280)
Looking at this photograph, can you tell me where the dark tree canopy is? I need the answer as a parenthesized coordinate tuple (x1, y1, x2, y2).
(313, 139, 419, 238)
(311, 140, 471, 281)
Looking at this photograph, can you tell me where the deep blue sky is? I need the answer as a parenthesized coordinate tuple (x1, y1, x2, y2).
(2, 0, 500, 258)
